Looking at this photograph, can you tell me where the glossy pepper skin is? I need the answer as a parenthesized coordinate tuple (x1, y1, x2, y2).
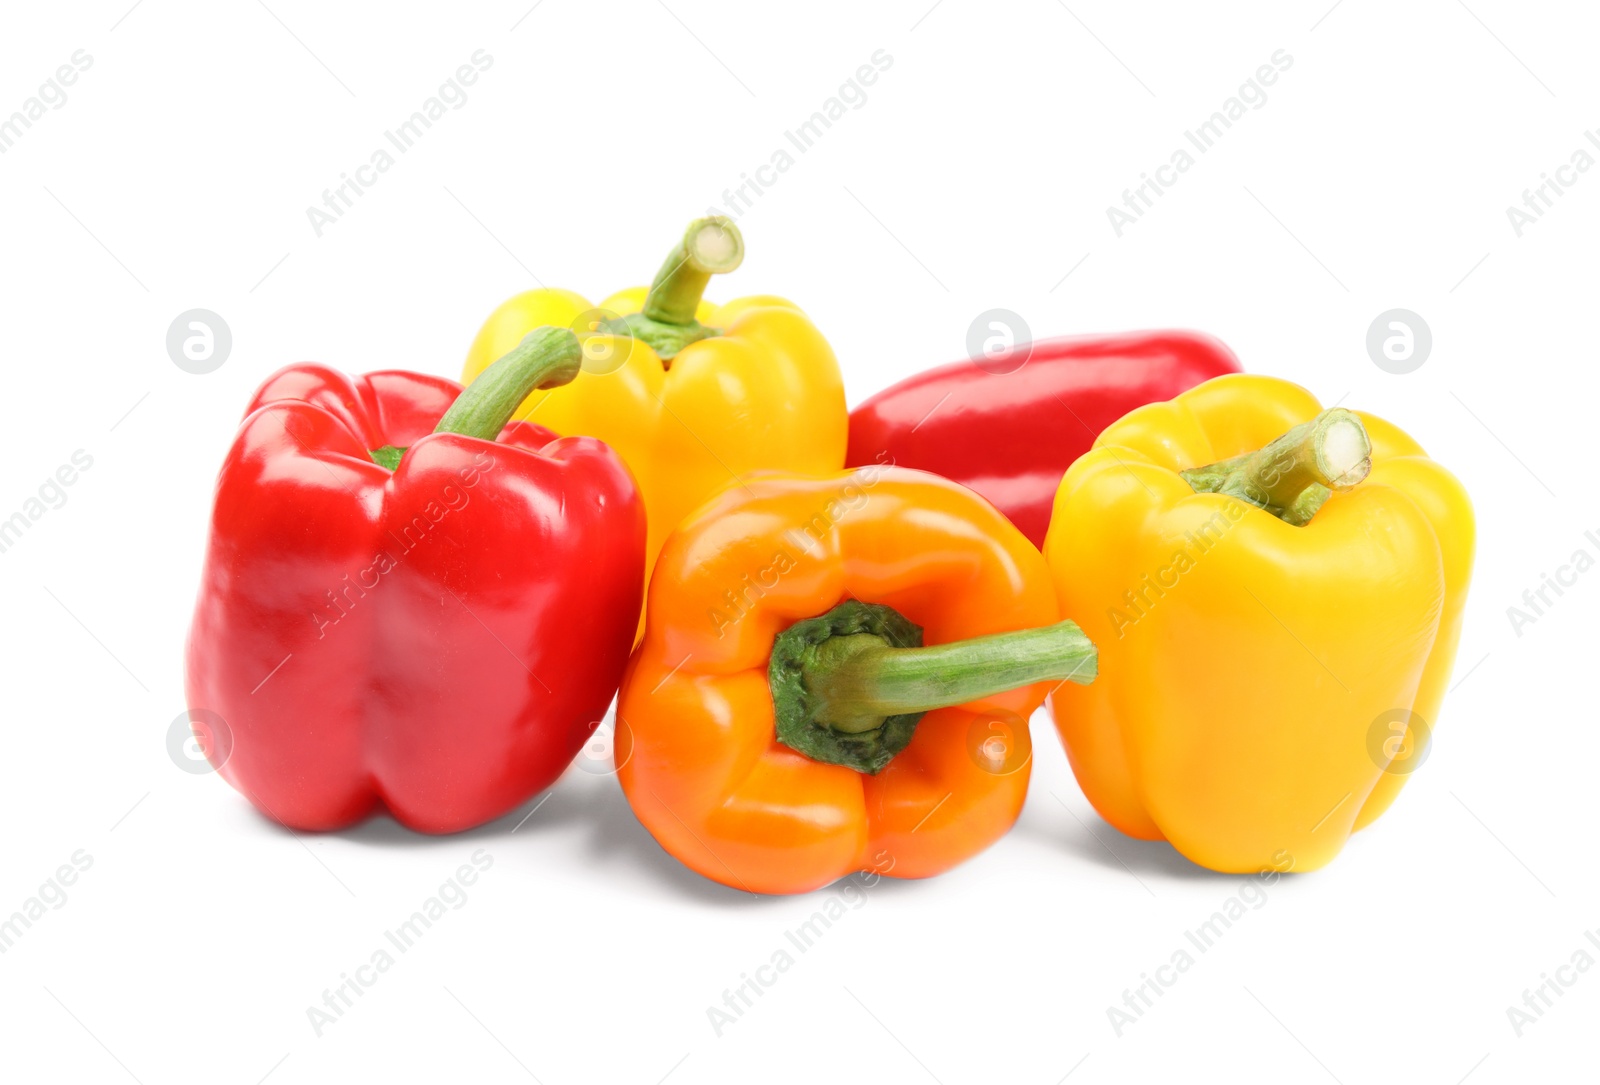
(846, 331, 1241, 546)
(462, 219, 847, 613)
(1044, 374, 1474, 873)
(184, 349, 645, 833)
(615, 467, 1097, 895)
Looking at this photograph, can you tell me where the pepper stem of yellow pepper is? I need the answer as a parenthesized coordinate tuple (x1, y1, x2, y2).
(769, 601, 1097, 774)
(1179, 408, 1373, 526)
(603, 217, 745, 362)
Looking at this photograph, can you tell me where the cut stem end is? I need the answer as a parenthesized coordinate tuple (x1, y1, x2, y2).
(1180, 407, 1372, 526)
(606, 216, 746, 361)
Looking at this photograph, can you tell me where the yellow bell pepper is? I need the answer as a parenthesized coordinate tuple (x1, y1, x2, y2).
(1043, 374, 1474, 873)
(461, 218, 847, 621)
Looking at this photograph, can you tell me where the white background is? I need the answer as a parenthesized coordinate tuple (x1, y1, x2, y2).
(1, 1, 1595, 1081)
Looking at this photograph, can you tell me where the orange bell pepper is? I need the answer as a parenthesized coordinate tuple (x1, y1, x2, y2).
(615, 466, 1098, 895)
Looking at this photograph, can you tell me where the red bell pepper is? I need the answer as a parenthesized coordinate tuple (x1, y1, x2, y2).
(184, 328, 645, 833)
(845, 331, 1241, 546)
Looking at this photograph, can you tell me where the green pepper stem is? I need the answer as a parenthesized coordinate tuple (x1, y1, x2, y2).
(808, 621, 1098, 732)
(602, 217, 745, 361)
(1179, 408, 1372, 526)
(434, 326, 582, 441)
(643, 217, 744, 325)
(768, 601, 1097, 774)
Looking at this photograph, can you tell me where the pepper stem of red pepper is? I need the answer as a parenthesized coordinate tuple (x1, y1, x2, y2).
(602, 217, 744, 362)
(435, 325, 583, 439)
(769, 601, 1097, 774)
(371, 327, 582, 468)
(1179, 408, 1372, 526)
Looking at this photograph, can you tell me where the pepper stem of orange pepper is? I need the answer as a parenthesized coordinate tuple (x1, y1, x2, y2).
(1179, 408, 1373, 526)
(770, 601, 1097, 774)
(603, 217, 744, 362)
